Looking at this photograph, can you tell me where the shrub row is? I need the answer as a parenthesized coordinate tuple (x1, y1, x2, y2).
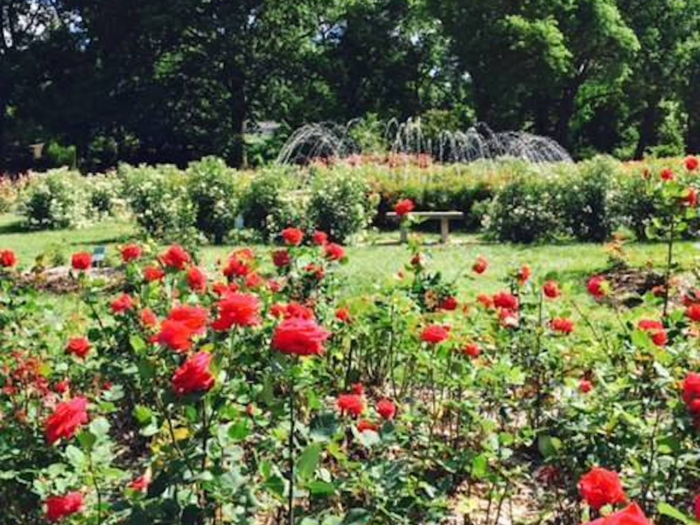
(14, 155, 698, 243)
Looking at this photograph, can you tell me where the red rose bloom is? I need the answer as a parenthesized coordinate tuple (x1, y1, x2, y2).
(111, 294, 134, 315)
(212, 292, 262, 331)
(129, 474, 151, 493)
(169, 305, 209, 332)
(46, 492, 84, 522)
(324, 243, 346, 262)
(578, 467, 627, 510)
(144, 265, 165, 282)
(638, 319, 668, 346)
(661, 168, 675, 181)
(357, 419, 378, 433)
(587, 275, 608, 298)
(282, 227, 304, 246)
(272, 249, 291, 268)
(352, 383, 364, 395)
(71, 252, 92, 271)
(551, 317, 574, 335)
(272, 318, 331, 357)
(336, 307, 352, 323)
(394, 199, 415, 217)
(140, 308, 158, 329)
(377, 399, 396, 420)
(682, 188, 699, 208)
(245, 272, 265, 289)
(493, 292, 519, 310)
(45, 397, 89, 445)
(172, 351, 215, 396)
(694, 494, 700, 521)
(420, 324, 450, 345)
(120, 244, 142, 263)
(477, 294, 494, 309)
(337, 393, 365, 418)
(686, 156, 699, 172)
(472, 256, 488, 274)
(187, 266, 208, 293)
(580, 379, 593, 394)
(543, 281, 560, 299)
(223, 249, 254, 278)
(519, 264, 532, 285)
(156, 306, 209, 352)
(686, 304, 700, 323)
(499, 309, 519, 329)
(682, 372, 700, 414)
(312, 231, 329, 245)
(584, 503, 650, 525)
(66, 337, 91, 359)
(0, 249, 17, 268)
(464, 342, 481, 358)
(439, 296, 458, 311)
(285, 302, 316, 320)
(161, 245, 191, 270)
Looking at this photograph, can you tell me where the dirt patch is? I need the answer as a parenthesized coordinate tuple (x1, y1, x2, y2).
(14, 266, 124, 294)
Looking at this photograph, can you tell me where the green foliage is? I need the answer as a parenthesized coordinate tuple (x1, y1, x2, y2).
(186, 157, 241, 244)
(307, 167, 378, 243)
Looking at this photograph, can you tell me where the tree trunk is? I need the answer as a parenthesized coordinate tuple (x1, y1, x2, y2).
(634, 97, 661, 160)
(229, 72, 247, 169)
(555, 85, 578, 149)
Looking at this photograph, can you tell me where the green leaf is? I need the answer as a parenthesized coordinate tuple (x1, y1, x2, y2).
(297, 443, 322, 480)
(307, 480, 336, 496)
(133, 405, 153, 426)
(228, 419, 251, 441)
(471, 454, 489, 479)
(658, 503, 695, 525)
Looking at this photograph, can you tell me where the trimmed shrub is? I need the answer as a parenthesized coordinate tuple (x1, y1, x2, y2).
(120, 164, 198, 242)
(88, 172, 124, 219)
(19, 169, 93, 229)
(307, 166, 378, 243)
(187, 157, 241, 244)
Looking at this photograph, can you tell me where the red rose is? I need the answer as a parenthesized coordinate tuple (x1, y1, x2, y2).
(324, 243, 346, 262)
(172, 351, 215, 396)
(129, 473, 151, 493)
(187, 266, 208, 293)
(336, 307, 352, 323)
(686, 304, 700, 323)
(272, 318, 331, 357)
(161, 245, 191, 270)
(578, 467, 626, 510)
(420, 324, 450, 345)
(682, 372, 700, 414)
(140, 308, 158, 329)
(245, 272, 265, 289)
(352, 383, 364, 395)
(285, 302, 316, 320)
(439, 296, 458, 311)
(223, 249, 254, 278)
(587, 275, 608, 298)
(357, 419, 378, 433)
(0, 249, 17, 268)
(681, 188, 699, 208)
(543, 281, 560, 299)
(661, 168, 675, 181)
(638, 319, 667, 346)
(272, 249, 291, 268)
(66, 337, 91, 359)
(45, 397, 89, 445)
(580, 379, 593, 394)
(312, 230, 329, 245)
(337, 393, 365, 418)
(144, 265, 165, 282)
(477, 294, 494, 309)
(268, 278, 284, 293)
(686, 156, 699, 172)
(120, 244, 142, 263)
(551, 317, 574, 334)
(111, 294, 134, 315)
(519, 264, 532, 285)
(376, 399, 396, 420)
(694, 494, 700, 521)
(55, 378, 70, 394)
(493, 292, 519, 310)
(156, 306, 209, 352)
(583, 503, 650, 525)
(499, 309, 519, 329)
(212, 292, 262, 331)
(464, 342, 481, 358)
(282, 227, 304, 246)
(71, 252, 92, 271)
(394, 199, 415, 217)
(46, 492, 84, 522)
(472, 256, 488, 274)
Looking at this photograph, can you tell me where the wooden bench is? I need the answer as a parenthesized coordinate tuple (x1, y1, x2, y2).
(386, 211, 465, 244)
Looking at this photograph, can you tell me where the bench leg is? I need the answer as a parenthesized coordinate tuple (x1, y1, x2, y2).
(440, 218, 449, 244)
(400, 224, 408, 244)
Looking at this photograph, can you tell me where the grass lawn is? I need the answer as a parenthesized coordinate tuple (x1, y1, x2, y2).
(1, 212, 698, 302)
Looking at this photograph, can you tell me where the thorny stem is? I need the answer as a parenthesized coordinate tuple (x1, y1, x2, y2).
(288, 374, 296, 525)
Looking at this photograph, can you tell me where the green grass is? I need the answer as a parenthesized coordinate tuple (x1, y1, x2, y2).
(1, 213, 697, 303)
